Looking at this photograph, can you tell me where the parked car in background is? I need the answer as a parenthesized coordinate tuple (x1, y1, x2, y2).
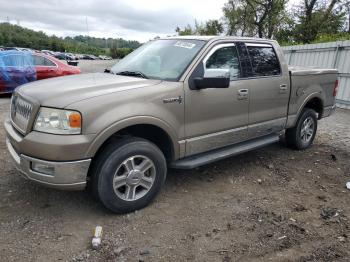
(82, 54, 95, 60)
(83, 54, 100, 60)
(2, 47, 20, 51)
(99, 55, 112, 60)
(54, 52, 66, 60)
(52, 52, 77, 60)
(76, 54, 85, 60)
(0, 50, 81, 94)
(64, 53, 78, 61)
(41, 50, 57, 57)
(91, 55, 100, 60)
(3, 47, 34, 52)
(0, 51, 36, 94)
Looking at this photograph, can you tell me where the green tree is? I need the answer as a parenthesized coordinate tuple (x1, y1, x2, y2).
(199, 20, 224, 35)
(293, 0, 346, 43)
(175, 24, 195, 35)
(222, 0, 288, 38)
(0, 23, 140, 55)
(175, 19, 223, 36)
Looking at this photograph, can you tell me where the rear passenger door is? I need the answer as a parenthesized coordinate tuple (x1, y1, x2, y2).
(244, 43, 290, 138)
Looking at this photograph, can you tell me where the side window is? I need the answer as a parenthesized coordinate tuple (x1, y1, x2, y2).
(34, 55, 45, 66)
(34, 55, 56, 66)
(3, 55, 15, 66)
(3, 55, 23, 67)
(2, 54, 34, 67)
(43, 57, 56, 66)
(205, 45, 240, 80)
(246, 45, 281, 76)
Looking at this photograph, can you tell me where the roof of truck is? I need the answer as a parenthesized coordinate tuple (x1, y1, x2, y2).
(163, 35, 277, 43)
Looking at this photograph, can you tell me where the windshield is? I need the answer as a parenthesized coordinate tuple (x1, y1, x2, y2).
(111, 39, 206, 81)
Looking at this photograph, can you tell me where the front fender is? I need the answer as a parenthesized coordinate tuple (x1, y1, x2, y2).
(85, 116, 180, 159)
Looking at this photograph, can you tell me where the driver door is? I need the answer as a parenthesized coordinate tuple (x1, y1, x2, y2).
(184, 43, 249, 156)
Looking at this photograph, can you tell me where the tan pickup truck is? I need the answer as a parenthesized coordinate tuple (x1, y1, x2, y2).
(5, 36, 338, 213)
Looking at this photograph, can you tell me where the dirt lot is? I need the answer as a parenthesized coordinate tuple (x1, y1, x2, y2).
(0, 62, 350, 261)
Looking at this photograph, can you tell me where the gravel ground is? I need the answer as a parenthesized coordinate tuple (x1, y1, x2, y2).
(318, 110, 350, 151)
(0, 61, 349, 261)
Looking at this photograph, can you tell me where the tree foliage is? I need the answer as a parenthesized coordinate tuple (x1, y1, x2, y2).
(222, 0, 288, 38)
(176, 0, 349, 45)
(110, 45, 133, 59)
(175, 19, 223, 36)
(0, 23, 141, 55)
(293, 0, 346, 43)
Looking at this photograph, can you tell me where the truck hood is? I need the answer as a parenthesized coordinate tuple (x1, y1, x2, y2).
(17, 73, 162, 108)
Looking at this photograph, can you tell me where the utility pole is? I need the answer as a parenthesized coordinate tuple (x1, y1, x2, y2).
(85, 16, 90, 52)
(348, 5, 350, 33)
(85, 16, 90, 37)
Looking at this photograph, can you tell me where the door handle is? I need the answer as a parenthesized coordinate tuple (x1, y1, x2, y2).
(279, 84, 287, 90)
(237, 89, 248, 100)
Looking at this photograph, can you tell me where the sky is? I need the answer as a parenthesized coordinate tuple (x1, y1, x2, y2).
(0, 0, 228, 42)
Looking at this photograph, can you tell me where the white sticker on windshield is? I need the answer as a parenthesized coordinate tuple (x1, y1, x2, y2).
(174, 41, 196, 49)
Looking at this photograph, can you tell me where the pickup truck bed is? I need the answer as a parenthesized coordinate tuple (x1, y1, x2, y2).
(287, 66, 337, 128)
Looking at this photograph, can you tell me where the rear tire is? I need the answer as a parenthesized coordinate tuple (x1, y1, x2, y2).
(285, 108, 317, 150)
(90, 137, 167, 213)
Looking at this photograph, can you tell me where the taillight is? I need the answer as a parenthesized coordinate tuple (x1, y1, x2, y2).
(333, 79, 339, 97)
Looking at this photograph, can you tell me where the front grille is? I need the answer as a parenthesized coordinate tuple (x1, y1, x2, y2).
(10, 95, 33, 134)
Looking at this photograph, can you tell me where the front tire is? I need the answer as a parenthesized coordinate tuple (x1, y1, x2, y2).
(90, 137, 167, 213)
(285, 108, 318, 150)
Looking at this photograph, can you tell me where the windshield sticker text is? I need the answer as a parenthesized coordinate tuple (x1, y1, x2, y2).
(174, 41, 196, 49)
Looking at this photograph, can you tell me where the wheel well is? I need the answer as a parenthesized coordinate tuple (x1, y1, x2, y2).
(94, 124, 174, 163)
(304, 97, 323, 119)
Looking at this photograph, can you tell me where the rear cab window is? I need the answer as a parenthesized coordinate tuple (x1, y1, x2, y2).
(246, 43, 281, 77)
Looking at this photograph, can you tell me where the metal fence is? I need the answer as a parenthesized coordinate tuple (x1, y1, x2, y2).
(282, 41, 350, 109)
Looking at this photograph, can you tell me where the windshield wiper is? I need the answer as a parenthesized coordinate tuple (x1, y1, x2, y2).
(115, 70, 149, 79)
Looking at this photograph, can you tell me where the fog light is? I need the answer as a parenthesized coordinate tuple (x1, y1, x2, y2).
(31, 162, 55, 176)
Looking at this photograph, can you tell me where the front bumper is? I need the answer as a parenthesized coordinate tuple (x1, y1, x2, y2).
(6, 137, 91, 190)
(4, 116, 92, 190)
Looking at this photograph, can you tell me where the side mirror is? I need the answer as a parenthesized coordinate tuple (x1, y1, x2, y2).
(194, 69, 230, 89)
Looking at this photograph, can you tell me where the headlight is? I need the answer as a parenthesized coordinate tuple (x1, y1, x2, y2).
(34, 107, 82, 135)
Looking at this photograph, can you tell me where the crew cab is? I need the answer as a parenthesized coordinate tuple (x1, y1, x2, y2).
(5, 36, 337, 213)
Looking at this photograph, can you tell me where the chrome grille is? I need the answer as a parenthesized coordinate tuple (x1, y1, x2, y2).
(11, 95, 33, 134)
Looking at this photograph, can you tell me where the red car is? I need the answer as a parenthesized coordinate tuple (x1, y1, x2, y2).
(0, 51, 81, 94)
(34, 52, 81, 80)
